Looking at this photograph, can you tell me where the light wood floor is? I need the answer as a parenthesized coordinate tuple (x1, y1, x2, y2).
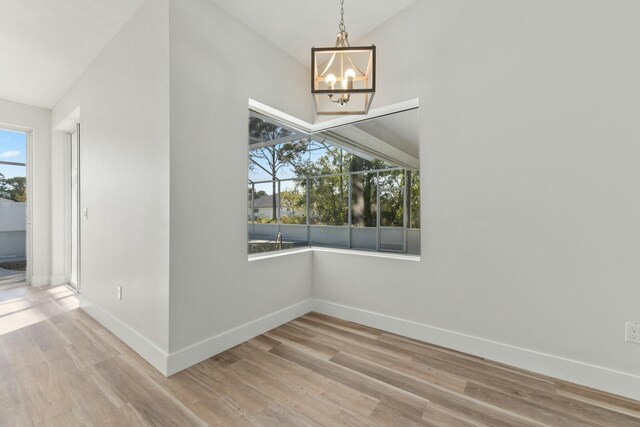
(2, 285, 640, 426)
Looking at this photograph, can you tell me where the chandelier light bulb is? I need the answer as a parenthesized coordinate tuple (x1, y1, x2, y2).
(344, 68, 356, 80)
(344, 68, 355, 90)
(325, 74, 337, 90)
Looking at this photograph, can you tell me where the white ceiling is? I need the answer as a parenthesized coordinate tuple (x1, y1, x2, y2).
(0, 0, 145, 109)
(208, 0, 416, 66)
(0, 0, 414, 109)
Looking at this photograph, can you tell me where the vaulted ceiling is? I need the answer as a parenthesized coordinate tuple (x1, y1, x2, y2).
(0, 0, 145, 108)
(208, 0, 416, 66)
(0, 0, 414, 109)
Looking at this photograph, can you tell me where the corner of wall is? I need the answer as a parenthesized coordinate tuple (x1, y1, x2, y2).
(166, 298, 313, 376)
(79, 294, 170, 375)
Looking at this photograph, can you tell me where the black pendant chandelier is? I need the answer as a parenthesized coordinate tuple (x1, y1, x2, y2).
(311, 0, 376, 115)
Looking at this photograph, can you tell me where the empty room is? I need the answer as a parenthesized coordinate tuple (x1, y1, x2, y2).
(1, 0, 639, 425)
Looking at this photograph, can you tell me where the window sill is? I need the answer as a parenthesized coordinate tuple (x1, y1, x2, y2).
(248, 246, 420, 262)
(311, 246, 420, 261)
(248, 247, 313, 261)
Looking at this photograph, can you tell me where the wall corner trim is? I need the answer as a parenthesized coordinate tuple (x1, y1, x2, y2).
(78, 295, 169, 375)
(312, 299, 640, 401)
(166, 298, 313, 376)
(30, 276, 50, 287)
(49, 275, 67, 286)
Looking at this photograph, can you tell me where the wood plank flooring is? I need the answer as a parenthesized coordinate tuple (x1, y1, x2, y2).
(1, 285, 639, 426)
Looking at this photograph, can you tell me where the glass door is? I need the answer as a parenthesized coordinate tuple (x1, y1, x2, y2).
(0, 128, 28, 286)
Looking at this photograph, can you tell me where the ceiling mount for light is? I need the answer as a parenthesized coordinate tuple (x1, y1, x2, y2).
(311, 0, 376, 115)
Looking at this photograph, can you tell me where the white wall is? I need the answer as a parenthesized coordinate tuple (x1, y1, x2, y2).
(0, 98, 51, 285)
(0, 200, 26, 259)
(313, 0, 640, 399)
(41, 0, 640, 399)
(167, 0, 313, 364)
(47, 0, 313, 374)
(51, 0, 171, 355)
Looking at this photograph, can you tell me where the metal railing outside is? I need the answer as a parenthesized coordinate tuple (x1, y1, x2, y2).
(248, 167, 419, 254)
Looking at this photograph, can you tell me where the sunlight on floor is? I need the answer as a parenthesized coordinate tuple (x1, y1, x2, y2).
(46, 286, 72, 295)
(0, 307, 46, 335)
(0, 297, 31, 316)
(0, 285, 78, 336)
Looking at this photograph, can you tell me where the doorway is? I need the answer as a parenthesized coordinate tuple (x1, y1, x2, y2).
(68, 124, 81, 292)
(0, 128, 28, 287)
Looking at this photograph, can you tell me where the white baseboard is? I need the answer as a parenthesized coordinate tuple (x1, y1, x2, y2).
(49, 275, 67, 286)
(75, 296, 313, 377)
(313, 299, 640, 402)
(70, 294, 640, 401)
(30, 275, 50, 287)
(166, 299, 313, 376)
(78, 295, 169, 375)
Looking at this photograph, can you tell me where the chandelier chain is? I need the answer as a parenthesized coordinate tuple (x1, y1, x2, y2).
(338, 0, 346, 33)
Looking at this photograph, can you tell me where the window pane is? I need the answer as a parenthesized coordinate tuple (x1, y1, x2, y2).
(251, 181, 277, 223)
(248, 115, 303, 181)
(309, 176, 348, 225)
(350, 172, 377, 227)
(346, 155, 395, 173)
(380, 190, 404, 227)
(378, 169, 404, 189)
(249, 141, 308, 181)
(293, 140, 347, 177)
(248, 147, 276, 181)
(248, 109, 420, 255)
(249, 116, 293, 142)
(409, 170, 420, 229)
(280, 180, 306, 224)
(247, 183, 253, 223)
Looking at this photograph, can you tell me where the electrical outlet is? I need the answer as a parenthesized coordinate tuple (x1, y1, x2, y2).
(626, 322, 640, 344)
(117, 286, 122, 300)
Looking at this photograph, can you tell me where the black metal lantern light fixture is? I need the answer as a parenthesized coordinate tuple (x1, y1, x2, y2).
(311, 0, 376, 115)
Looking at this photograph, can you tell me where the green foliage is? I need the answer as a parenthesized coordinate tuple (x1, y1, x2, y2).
(249, 116, 308, 220)
(350, 171, 376, 227)
(0, 173, 26, 202)
(409, 171, 420, 228)
(292, 144, 349, 226)
(309, 176, 348, 225)
(249, 116, 292, 140)
(248, 188, 268, 200)
(279, 189, 305, 208)
(279, 189, 306, 224)
(248, 117, 307, 177)
(380, 191, 403, 227)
